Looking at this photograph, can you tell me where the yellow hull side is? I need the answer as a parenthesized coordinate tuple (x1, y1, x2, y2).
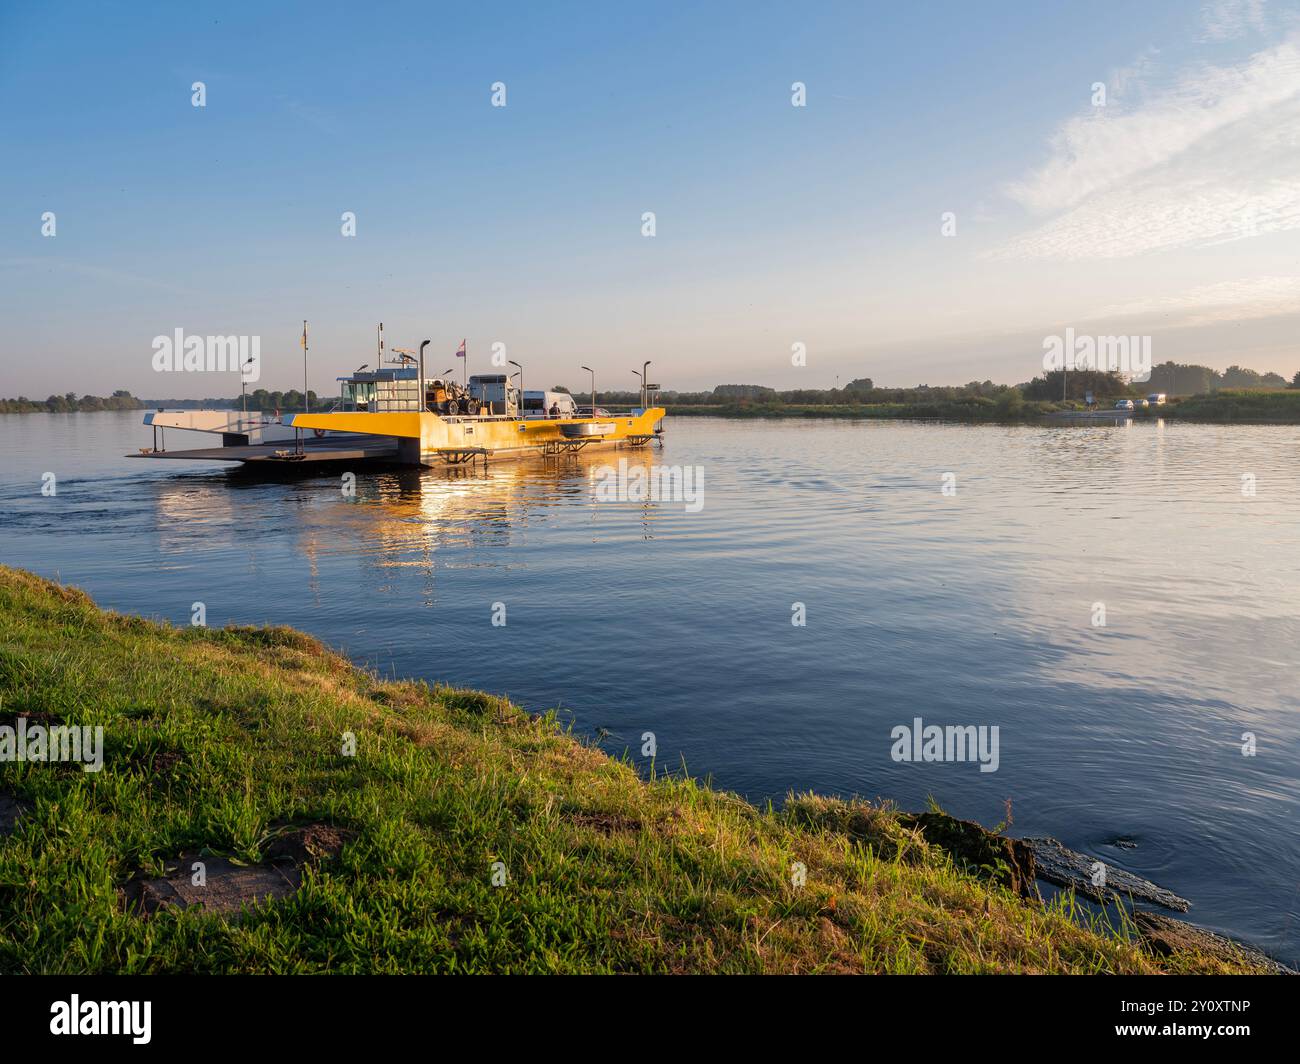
(285, 408, 664, 459)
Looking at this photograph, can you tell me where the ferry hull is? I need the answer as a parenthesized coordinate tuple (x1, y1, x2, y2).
(282, 408, 664, 466)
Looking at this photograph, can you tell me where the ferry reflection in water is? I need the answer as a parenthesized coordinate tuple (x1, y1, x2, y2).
(149, 445, 672, 614)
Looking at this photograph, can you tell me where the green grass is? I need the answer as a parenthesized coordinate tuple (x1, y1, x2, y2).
(1163, 388, 1300, 422)
(0, 566, 1262, 973)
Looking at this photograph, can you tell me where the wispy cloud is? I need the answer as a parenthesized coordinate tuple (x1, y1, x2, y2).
(991, 34, 1300, 259)
(1089, 274, 1300, 326)
(1200, 0, 1269, 43)
(279, 97, 343, 137)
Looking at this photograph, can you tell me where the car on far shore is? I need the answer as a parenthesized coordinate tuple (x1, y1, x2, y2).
(1115, 399, 1135, 410)
(1146, 393, 1168, 405)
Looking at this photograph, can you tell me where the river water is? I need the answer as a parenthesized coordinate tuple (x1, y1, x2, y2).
(1, 410, 1296, 963)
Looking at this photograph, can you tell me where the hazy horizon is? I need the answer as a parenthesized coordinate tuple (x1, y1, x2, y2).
(4, 0, 1300, 399)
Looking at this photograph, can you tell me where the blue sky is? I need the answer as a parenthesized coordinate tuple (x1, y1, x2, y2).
(2, 0, 1298, 397)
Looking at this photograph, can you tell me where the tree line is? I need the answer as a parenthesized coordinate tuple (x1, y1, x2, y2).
(0, 390, 142, 414)
(579, 363, 1300, 407)
(0, 389, 320, 414)
(5, 361, 1298, 415)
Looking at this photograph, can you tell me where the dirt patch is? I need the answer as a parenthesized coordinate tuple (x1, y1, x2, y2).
(0, 794, 33, 837)
(128, 749, 185, 778)
(263, 823, 353, 864)
(0, 711, 62, 730)
(567, 811, 643, 836)
(126, 855, 302, 916)
(152, 751, 184, 775)
(122, 822, 351, 918)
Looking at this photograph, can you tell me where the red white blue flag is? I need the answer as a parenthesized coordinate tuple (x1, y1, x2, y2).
(455, 339, 466, 358)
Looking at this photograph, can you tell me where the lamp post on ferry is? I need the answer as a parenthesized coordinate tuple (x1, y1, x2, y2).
(508, 360, 523, 417)
(418, 340, 431, 412)
(642, 361, 652, 409)
(581, 365, 595, 417)
(241, 355, 255, 418)
(631, 369, 643, 408)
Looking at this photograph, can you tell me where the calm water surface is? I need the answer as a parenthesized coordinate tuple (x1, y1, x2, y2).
(1, 411, 1297, 963)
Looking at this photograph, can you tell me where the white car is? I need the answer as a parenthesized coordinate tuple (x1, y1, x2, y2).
(1115, 399, 1134, 410)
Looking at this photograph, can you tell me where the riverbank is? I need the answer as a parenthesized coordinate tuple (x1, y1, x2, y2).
(665, 399, 1065, 421)
(666, 389, 1300, 424)
(0, 566, 1270, 974)
(1162, 389, 1300, 422)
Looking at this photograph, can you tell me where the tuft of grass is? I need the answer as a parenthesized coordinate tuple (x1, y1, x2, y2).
(0, 566, 1264, 974)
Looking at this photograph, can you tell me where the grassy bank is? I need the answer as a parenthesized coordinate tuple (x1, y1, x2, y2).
(668, 390, 1300, 424)
(667, 399, 1065, 421)
(0, 566, 1262, 974)
(1162, 389, 1300, 423)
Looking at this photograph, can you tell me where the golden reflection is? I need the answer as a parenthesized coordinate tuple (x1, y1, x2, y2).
(150, 447, 669, 589)
(318, 448, 668, 576)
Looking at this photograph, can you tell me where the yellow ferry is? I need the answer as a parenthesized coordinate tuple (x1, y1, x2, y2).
(132, 344, 664, 469)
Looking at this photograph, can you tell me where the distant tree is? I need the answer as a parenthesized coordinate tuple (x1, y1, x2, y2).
(1291, 371, 1300, 389)
(712, 384, 777, 401)
(995, 387, 1024, 416)
(1021, 369, 1131, 401)
(1146, 361, 1221, 396)
(1221, 365, 1262, 389)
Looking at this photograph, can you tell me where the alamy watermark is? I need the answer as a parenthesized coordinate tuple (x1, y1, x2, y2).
(593, 459, 704, 512)
(151, 329, 261, 382)
(890, 716, 999, 773)
(50, 995, 150, 1044)
(0, 718, 104, 772)
(1042, 327, 1152, 383)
